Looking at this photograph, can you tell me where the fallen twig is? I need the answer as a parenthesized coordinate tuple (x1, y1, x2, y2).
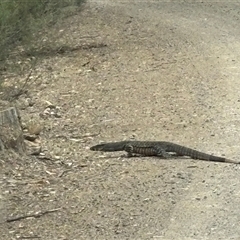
(6, 208, 61, 223)
(19, 236, 41, 239)
(58, 169, 71, 177)
(10, 70, 41, 100)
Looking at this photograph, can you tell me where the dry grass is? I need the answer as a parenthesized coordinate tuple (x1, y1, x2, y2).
(0, 0, 85, 92)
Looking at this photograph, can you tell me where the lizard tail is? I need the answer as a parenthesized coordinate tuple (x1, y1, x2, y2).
(205, 155, 240, 164)
(224, 158, 240, 164)
(167, 143, 235, 163)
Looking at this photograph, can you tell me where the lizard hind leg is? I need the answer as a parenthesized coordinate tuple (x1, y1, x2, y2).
(154, 146, 172, 158)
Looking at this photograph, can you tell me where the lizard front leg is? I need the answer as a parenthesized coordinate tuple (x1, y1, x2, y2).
(124, 144, 134, 157)
(153, 146, 172, 158)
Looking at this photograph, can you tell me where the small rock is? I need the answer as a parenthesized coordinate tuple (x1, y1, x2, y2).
(27, 122, 42, 135)
(25, 140, 41, 155)
(23, 134, 38, 141)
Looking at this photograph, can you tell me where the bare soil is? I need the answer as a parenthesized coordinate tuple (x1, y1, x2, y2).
(1, 1, 240, 239)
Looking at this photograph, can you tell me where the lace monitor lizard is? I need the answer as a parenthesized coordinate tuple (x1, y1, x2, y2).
(90, 141, 239, 164)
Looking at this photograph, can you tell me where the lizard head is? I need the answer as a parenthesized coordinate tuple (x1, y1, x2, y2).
(90, 143, 106, 151)
(90, 141, 127, 152)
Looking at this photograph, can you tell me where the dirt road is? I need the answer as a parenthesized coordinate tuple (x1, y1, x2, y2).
(1, 1, 240, 239)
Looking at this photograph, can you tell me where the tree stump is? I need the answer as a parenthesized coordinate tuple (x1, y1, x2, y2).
(0, 107, 25, 153)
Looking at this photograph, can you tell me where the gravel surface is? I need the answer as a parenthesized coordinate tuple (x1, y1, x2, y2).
(1, 1, 240, 239)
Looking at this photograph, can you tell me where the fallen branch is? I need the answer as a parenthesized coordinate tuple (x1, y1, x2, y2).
(6, 208, 61, 223)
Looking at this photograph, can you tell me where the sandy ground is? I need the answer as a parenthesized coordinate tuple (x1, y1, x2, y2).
(1, 1, 240, 239)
